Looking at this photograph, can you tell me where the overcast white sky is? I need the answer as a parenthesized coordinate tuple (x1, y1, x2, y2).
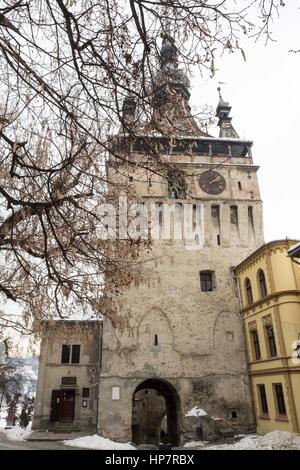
(191, 2, 300, 243)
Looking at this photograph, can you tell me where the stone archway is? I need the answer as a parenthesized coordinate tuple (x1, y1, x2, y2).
(132, 379, 181, 447)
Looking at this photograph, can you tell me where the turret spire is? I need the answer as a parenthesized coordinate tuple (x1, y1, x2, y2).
(216, 87, 239, 139)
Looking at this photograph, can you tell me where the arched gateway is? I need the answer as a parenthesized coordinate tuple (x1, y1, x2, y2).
(132, 379, 181, 447)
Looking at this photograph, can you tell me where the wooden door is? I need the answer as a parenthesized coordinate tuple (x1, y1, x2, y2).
(50, 390, 60, 422)
(60, 389, 75, 422)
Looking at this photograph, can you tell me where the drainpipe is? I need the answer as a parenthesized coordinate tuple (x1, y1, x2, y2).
(96, 321, 103, 433)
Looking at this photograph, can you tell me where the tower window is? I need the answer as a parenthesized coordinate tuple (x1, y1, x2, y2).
(200, 271, 214, 292)
(248, 206, 254, 227)
(231, 410, 238, 419)
(129, 175, 133, 182)
(211, 205, 220, 219)
(217, 235, 221, 245)
(258, 384, 269, 415)
(238, 181, 242, 190)
(230, 205, 238, 225)
(226, 331, 234, 342)
(258, 269, 268, 298)
(154, 334, 158, 346)
(273, 383, 286, 416)
(245, 278, 253, 305)
(148, 177, 152, 187)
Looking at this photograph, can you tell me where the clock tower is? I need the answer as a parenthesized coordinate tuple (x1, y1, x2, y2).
(97, 33, 264, 446)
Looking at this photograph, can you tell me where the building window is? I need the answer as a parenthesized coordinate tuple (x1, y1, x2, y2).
(154, 334, 158, 346)
(61, 345, 71, 364)
(238, 181, 242, 190)
(82, 388, 90, 398)
(265, 324, 277, 357)
(258, 384, 269, 415)
(61, 344, 81, 364)
(273, 383, 287, 416)
(251, 330, 261, 360)
(71, 345, 81, 364)
(245, 278, 253, 305)
(200, 271, 214, 292)
(258, 269, 268, 298)
(217, 235, 221, 245)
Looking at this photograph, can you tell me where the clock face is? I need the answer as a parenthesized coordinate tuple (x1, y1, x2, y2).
(199, 170, 226, 195)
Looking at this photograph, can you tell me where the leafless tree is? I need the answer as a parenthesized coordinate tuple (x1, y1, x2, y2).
(0, 1, 284, 333)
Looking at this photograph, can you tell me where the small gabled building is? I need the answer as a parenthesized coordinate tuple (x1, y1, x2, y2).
(234, 239, 300, 434)
(32, 321, 101, 432)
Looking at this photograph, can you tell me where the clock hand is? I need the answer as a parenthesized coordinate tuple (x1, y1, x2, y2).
(209, 176, 222, 184)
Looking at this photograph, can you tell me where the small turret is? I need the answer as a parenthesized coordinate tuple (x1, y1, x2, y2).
(216, 87, 239, 139)
(122, 95, 136, 122)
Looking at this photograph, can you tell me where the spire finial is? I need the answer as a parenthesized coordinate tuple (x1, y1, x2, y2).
(217, 86, 222, 99)
(162, 0, 173, 37)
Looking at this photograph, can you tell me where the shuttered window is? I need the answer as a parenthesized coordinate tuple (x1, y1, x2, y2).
(61, 345, 70, 364)
(71, 344, 81, 364)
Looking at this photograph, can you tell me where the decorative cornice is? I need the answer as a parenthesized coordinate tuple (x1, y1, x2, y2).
(234, 239, 298, 273)
(241, 290, 300, 315)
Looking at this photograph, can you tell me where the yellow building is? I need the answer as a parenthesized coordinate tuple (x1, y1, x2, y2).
(234, 239, 300, 434)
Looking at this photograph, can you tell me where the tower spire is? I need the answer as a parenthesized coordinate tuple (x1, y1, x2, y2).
(216, 87, 239, 139)
(148, 12, 209, 137)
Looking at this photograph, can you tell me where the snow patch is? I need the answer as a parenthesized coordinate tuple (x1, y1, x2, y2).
(185, 406, 207, 417)
(184, 440, 207, 448)
(63, 434, 136, 450)
(5, 423, 32, 441)
(208, 431, 300, 450)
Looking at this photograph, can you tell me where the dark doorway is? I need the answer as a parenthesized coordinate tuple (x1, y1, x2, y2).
(132, 379, 181, 447)
(50, 390, 60, 422)
(59, 389, 75, 422)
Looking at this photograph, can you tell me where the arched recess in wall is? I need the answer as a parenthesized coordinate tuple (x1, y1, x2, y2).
(137, 308, 174, 352)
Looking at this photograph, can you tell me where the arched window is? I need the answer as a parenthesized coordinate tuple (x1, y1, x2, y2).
(258, 269, 268, 298)
(167, 172, 186, 199)
(245, 278, 253, 305)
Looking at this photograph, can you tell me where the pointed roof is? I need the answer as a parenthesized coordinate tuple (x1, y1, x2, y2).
(216, 87, 239, 139)
(147, 33, 210, 137)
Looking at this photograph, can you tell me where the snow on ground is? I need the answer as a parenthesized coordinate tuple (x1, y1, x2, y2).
(207, 431, 300, 450)
(63, 434, 136, 450)
(4, 423, 32, 441)
(185, 406, 207, 417)
(0, 418, 6, 429)
(184, 441, 207, 448)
